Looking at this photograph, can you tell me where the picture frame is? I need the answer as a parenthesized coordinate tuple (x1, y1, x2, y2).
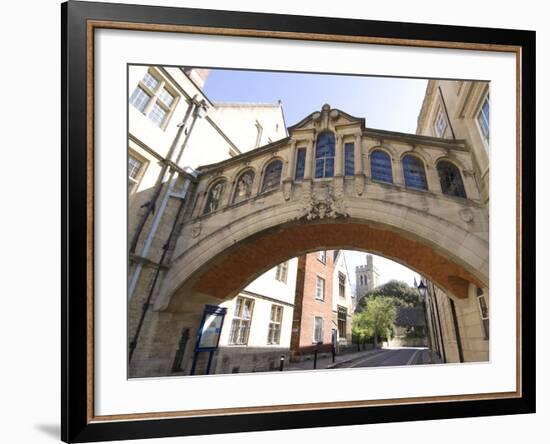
(61, 0, 536, 442)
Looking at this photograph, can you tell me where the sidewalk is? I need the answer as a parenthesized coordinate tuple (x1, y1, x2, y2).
(284, 348, 384, 372)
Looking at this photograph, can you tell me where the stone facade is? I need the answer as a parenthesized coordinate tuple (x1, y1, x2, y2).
(416, 79, 490, 363)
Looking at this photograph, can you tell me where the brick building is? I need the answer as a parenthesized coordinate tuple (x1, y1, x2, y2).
(290, 250, 354, 361)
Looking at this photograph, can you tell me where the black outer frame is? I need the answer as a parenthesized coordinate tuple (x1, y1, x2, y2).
(61, 0, 536, 442)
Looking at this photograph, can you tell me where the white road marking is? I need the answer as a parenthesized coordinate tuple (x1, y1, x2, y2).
(406, 349, 423, 365)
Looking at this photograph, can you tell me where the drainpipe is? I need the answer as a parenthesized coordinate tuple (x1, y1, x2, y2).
(449, 299, 464, 363)
(129, 95, 199, 255)
(128, 99, 206, 300)
(438, 86, 456, 140)
(129, 184, 190, 362)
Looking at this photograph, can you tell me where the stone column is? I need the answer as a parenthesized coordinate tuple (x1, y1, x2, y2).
(354, 133, 365, 195)
(334, 134, 344, 177)
(282, 140, 297, 200)
(284, 139, 297, 181)
(354, 133, 363, 175)
(393, 157, 405, 186)
(304, 137, 314, 180)
(425, 163, 442, 193)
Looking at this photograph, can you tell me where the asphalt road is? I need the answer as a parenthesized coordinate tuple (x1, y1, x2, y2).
(336, 347, 435, 369)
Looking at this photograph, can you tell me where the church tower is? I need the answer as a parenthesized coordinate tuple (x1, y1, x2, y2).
(355, 254, 380, 300)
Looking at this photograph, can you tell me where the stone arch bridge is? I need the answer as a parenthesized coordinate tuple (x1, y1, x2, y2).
(132, 105, 489, 377)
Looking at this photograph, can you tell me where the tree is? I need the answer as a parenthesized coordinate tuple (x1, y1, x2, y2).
(352, 311, 371, 350)
(357, 280, 421, 311)
(353, 296, 397, 348)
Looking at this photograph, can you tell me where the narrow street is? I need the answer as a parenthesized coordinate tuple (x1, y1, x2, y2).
(333, 347, 440, 369)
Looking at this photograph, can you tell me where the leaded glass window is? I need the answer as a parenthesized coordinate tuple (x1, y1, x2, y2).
(129, 86, 151, 113)
(149, 102, 167, 127)
(370, 150, 393, 183)
(233, 170, 255, 204)
(261, 160, 283, 192)
(437, 160, 466, 198)
(158, 87, 175, 107)
(477, 94, 490, 143)
(434, 110, 447, 137)
(203, 180, 225, 215)
(294, 148, 306, 181)
(229, 297, 254, 345)
(142, 72, 159, 90)
(128, 155, 143, 180)
(344, 143, 355, 176)
(403, 155, 428, 190)
(267, 305, 283, 345)
(315, 132, 335, 178)
(315, 276, 325, 301)
(337, 306, 347, 338)
(128, 154, 144, 193)
(275, 261, 288, 283)
(129, 70, 179, 130)
(338, 272, 346, 298)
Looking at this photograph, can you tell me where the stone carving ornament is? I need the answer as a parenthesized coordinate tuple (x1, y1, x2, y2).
(300, 185, 349, 220)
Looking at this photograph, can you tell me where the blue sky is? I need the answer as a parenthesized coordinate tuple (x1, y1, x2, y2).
(204, 69, 427, 133)
(204, 69, 424, 288)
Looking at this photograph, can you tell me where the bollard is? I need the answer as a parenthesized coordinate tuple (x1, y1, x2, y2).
(279, 355, 285, 371)
(332, 346, 336, 363)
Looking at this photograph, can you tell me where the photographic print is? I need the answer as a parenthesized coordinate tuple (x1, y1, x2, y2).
(62, 2, 534, 440)
(127, 66, 490, 378)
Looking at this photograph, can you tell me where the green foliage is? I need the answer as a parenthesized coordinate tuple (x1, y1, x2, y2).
(357, 280, 422, 311)
(353, 296, 397, 345)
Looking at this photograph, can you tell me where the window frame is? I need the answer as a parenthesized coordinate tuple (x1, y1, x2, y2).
(315, 275, 326, 301)
(314, 132, 336, 179)
(476, 92, 490, 146)
(130, 68, 180, 130)
(402, 154, 429, 191)
(436, 160, 467, 198)
(294, 147, 306, 181)
(370, 149, 394, 184)
(434, 107, 448, 138)
(267, 304, 284, 345)
(337, 305, 347, 339)
(344, 142, 355, 177)
(338, 272, 346, 298)
(477, 292, 490, 340)
(313, 316, 324, 343)
(317, 250, 326, 264)
(261, 159, 283, 193)
(228, 297, 254, 346)
(275, 261, 289, 283)
(128, 150, 148, 195)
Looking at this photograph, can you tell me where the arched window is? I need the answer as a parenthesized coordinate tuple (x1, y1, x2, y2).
(233, 170, 255, 204)
(315, 132, 335, 178)
(203, 180, 226, 215)
(403, 155, 428, 190)
(437, 160, 467, 198)
(370, 150, 393, 183)
(261, 159, 283, 193)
